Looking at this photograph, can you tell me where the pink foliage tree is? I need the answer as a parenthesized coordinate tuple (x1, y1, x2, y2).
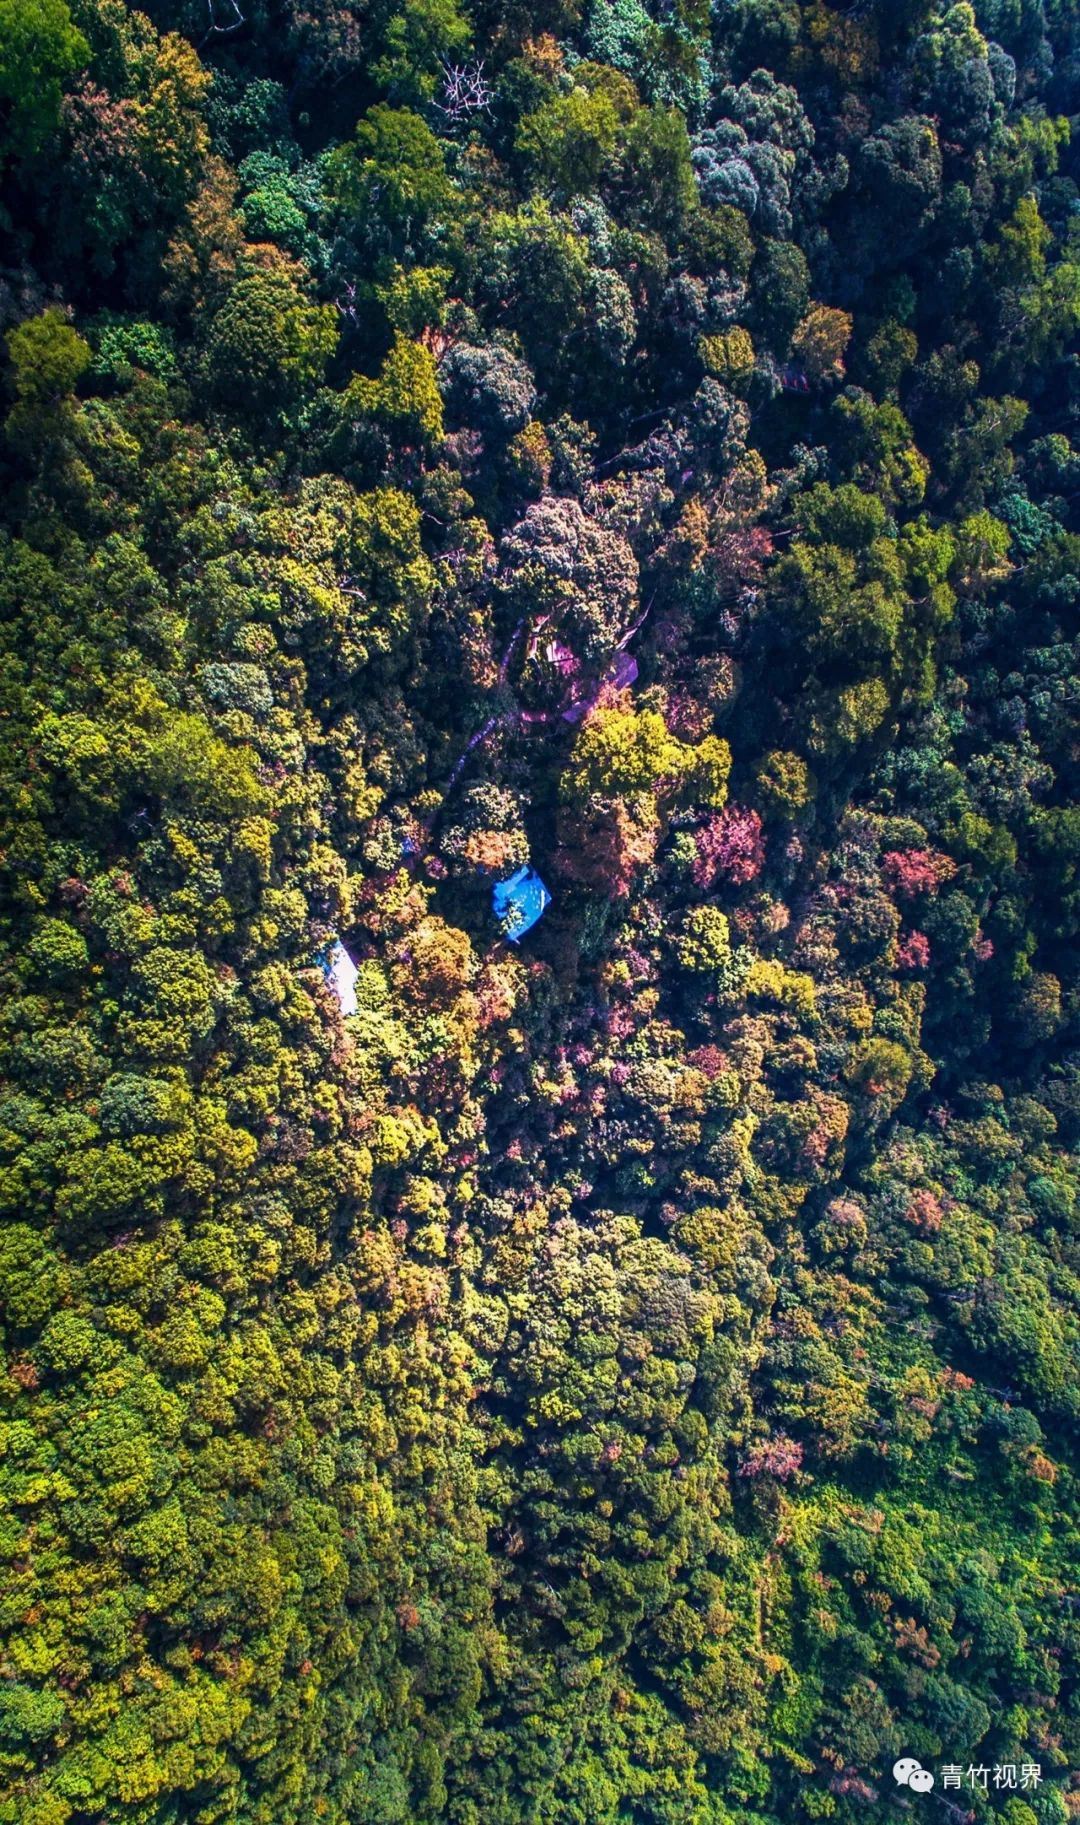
(882, 848, 956, 897)
(829, 1773, 878, 1802)
(825, 1197, 864, 1231)
(739, 1434, 803, 1480)
(693, 804, 765, 887)
(904, 1190, 944, 1235)
(897, 929, 931, 970)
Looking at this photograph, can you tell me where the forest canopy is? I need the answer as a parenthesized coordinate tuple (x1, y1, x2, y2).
(1, 0, 1080, 1822)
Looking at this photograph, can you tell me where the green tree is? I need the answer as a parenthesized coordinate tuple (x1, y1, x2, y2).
(6, 309, 90, 403)
(206, 260, 337, 408)
(517, 65, 635, 196)
(372, 0, 470, 103)
(344, 332, 444, 446)
(330, 104, 458, 257)
(0, 0, 87, 160)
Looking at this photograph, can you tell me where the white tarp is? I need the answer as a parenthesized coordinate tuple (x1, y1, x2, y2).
(323, 939, 358, 1016)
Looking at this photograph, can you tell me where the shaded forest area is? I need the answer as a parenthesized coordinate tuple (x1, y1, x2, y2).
(2, 0, 1080, 1821)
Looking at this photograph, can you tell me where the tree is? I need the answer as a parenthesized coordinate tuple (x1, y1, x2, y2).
(617, 104, 696, 231)
(558, 704, 729, 895)
(755, 749, 813, 818)
(677, 906, 753, 997)
(692, 805, 764, 885)
(831, 392, 929, 507)
(700, 326, 755, 391)
(989, 193, 1050, 288)
(26, 916, 89, 982)
(750, 238, 809, 349)
(6, 308, 90, 402)
(851, 114, 943, 265)
(791, 304, 852, 382)
(474, 200, 597, 388)
(442, 342, 536, 436)
(561, 704, 726, 803)
(372, 0, 471, 104)
(329, 104, 458, 257)
(795, 482, 886, 550)
(206, 259, 338, 408)
(911, 1, 999, 147)
(0, 0, 87, 161)
(5, 308, 91, 465)
(344, 332, 444, 447)
(846, 1035, 914, 1108)
(516, 65, 633, 197)
(500, 494, 638, 658)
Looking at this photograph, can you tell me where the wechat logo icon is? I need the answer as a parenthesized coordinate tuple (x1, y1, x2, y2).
(894, 1757, 935, 1793)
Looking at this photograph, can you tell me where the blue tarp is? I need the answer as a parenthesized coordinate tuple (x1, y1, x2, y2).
(492, 865, 551, 942)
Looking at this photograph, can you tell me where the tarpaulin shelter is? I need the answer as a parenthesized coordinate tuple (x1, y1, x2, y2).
(320, 939, 358, 1015)
(492, 865, 551, 942)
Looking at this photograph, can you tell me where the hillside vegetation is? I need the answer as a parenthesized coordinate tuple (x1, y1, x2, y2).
(1, 1, 1080, 1821)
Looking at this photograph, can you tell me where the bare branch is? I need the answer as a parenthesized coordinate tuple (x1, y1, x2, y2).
(436, 59, 493, 124)
(201, 0, 245, 47)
